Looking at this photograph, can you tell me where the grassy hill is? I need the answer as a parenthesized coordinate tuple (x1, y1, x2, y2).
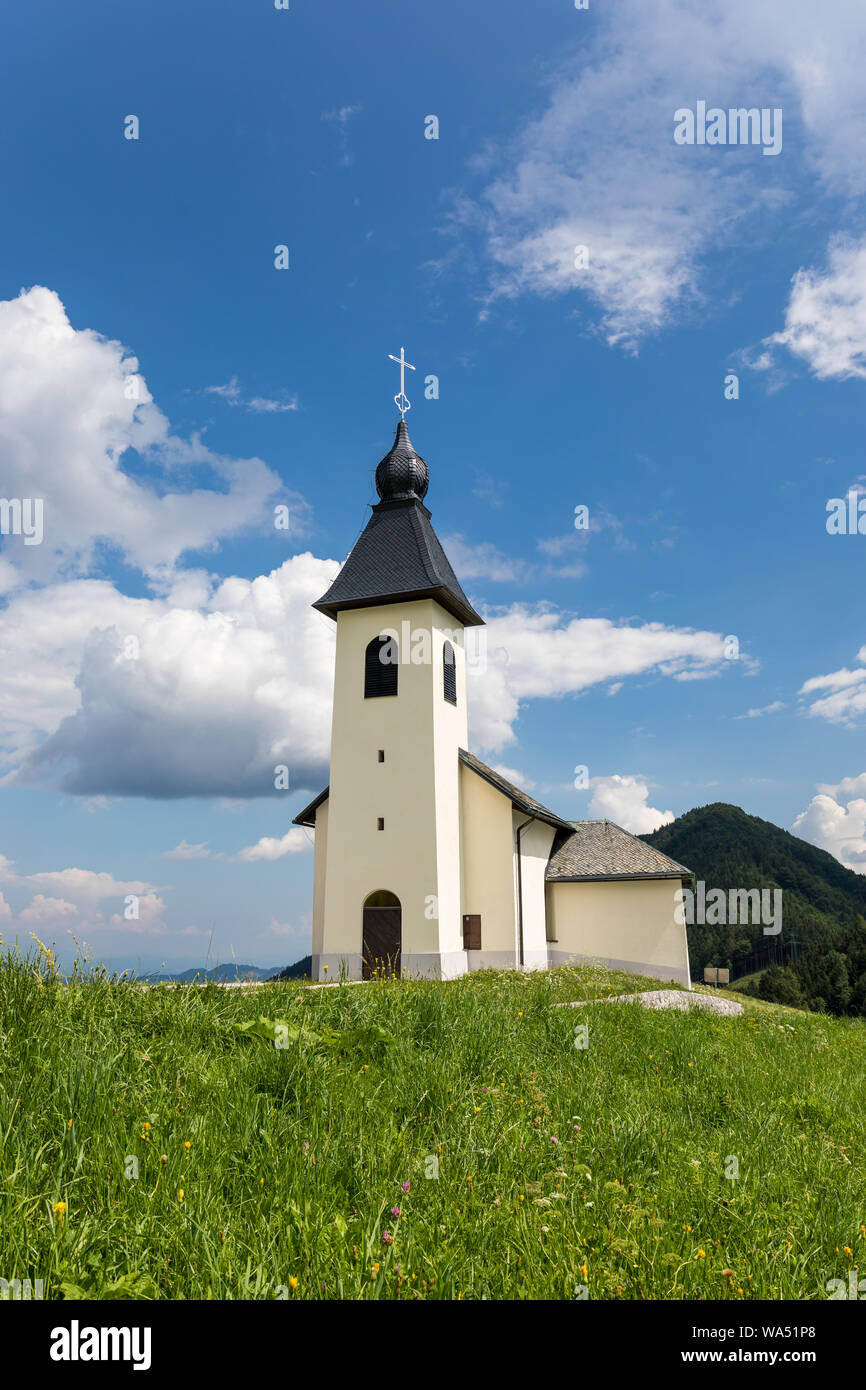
(2, 945, 865, 1301)
(643, 803, 866, 1014)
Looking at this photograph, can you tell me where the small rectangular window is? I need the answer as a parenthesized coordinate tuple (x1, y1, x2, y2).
(377, 817, 385, 831)
(378, 749, 385, 762)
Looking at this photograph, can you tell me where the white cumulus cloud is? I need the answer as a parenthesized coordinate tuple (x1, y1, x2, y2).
(747, 237, 866, 380)
(587, 774, 675, 835)
(0, 287, 290, 587)
(799, 645, 866, 724)
(19, 894, 79, 923)
(467, 607, 736, 751)
(792, 773, 866, 871)
(3, 554, 337, 797)
(235, 828, 313, 862)
(456, 0, 866, 350)
(162, 841, 211, 861)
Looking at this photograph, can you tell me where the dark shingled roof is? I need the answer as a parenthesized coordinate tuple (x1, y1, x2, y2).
(546, 820, 692, 882)
(459, 749, 573, 832)
(313, 420, 484, 629)
(314, 500, 483, 628)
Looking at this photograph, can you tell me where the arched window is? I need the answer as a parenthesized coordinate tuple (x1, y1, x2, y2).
(364, 889, 401, 908)
(443, 640, 457, 705)
(364, 634, 398, 698)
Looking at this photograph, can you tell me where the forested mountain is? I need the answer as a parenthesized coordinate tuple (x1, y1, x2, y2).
(642, 803, 866, 1016)
(271, 956, 313, 981)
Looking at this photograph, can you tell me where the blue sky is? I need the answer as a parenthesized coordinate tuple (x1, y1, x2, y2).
(1, 0, 866, 973)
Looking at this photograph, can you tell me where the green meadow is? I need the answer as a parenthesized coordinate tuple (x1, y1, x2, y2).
(1, 946, 864, 1301)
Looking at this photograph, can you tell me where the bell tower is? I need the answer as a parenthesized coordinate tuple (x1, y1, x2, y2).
(302, 373, 484, 981)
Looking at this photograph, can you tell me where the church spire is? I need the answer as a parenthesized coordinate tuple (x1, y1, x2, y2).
(312, 414, 483, 629)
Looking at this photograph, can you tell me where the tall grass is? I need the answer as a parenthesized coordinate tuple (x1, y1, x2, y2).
(1, 947, 864, 1300)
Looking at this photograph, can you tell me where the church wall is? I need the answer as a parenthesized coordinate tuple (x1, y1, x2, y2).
(429, 602, 470, 969)
(309, 800, 328, 978)
(320, 598, 469, 981)
(546, 877, 691, 987)
(512, 813, 557, 969)
(459, 762, 516, 969)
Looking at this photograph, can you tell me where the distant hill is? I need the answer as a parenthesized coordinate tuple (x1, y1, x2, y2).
(141, 963, 278, 984)
(270, 955, 313, 981)
(642, 803, 866, 1014)
(139, 957, 315, 985)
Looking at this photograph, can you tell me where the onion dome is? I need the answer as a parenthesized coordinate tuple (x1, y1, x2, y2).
(375, 420, 429, 502)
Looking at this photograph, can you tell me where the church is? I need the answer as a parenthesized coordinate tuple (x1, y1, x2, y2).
(294, 367, 693, 987)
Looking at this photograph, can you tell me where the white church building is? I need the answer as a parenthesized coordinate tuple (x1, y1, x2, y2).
(294, 405, 692, 987)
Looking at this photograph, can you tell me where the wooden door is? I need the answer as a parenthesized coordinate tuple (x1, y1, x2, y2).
(362, 907, 402, 980)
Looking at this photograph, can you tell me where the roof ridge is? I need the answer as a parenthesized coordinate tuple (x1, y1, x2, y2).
(459, 748, 573, 832)
(409, 502, 442, 588)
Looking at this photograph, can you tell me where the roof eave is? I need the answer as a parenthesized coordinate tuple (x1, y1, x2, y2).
(458, 749, 573, 832)
(292, 786, 329, 828)
(546, 870, 693, 884)
(313, 586, 484, 629)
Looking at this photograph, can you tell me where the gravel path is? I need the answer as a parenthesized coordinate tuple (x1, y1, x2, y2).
(556, 989, 744, 1017)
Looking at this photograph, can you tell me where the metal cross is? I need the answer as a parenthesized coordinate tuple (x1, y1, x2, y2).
(388, 345, 415, 418)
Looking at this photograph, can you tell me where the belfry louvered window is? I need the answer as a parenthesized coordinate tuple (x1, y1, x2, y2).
(443, 640, 457, 705)
(364, 634, 398, 698)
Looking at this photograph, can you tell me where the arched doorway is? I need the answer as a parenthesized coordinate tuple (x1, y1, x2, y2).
(362, 890, 402, 980)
